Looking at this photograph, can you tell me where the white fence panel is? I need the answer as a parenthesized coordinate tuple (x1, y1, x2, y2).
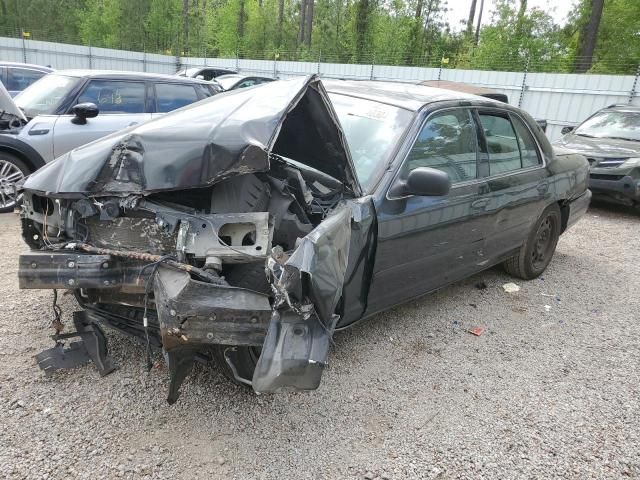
(1, 36, 638, 141)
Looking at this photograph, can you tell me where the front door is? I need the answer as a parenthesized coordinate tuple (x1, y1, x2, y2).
(366, 107, 492, 315)
(53, 79, 151, 158)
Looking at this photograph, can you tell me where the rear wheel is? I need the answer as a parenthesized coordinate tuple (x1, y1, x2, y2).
(503, 204, 561, 280)
(0, 152, 29, 213)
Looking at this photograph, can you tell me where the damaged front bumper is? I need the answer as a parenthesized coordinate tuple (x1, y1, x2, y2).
(18, 200, 357, 403)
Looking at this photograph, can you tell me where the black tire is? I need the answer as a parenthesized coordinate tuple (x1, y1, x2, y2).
(503, 203, 561, 280)
(0, 152, 29, 213)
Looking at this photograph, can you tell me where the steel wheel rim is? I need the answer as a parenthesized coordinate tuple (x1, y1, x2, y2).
(531, 215, 555, 270)
(0, 160, 24, 210)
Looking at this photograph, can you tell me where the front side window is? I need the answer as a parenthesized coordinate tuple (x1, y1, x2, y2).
(402, 109, 478, 183)
(478, 113, 521, 175)
(155, 83, 199, 113)
(77, 80, 146, 113)
(7, 68, 47, 92)
(14, 74, 81, 117)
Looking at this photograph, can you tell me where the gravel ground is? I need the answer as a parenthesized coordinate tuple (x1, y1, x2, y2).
(0, 204, 638, 480)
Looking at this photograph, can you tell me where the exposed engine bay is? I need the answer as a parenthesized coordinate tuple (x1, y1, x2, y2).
(19, 156, 352, 402)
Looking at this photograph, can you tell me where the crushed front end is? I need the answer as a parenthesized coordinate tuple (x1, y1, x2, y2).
(17, 75, 370, 402)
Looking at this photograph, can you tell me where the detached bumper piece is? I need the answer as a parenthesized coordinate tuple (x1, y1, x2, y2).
(36, 311, 117, 377)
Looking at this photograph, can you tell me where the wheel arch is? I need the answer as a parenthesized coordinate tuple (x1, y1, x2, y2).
(0, 137, 46, 173)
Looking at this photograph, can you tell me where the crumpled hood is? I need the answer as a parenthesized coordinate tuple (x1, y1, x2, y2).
(554, 133, 640, 158)
(23, 75, 361, 196)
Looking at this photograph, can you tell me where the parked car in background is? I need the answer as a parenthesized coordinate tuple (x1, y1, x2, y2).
(0, 70, 219, 212)
(553, 104, 640, 210)
(17, 77, 590, 403)
(215, 74, 275, 91)
(176, 66, 236, 80)
(421, 80, 548, 133)
(0, 61, 53, 96)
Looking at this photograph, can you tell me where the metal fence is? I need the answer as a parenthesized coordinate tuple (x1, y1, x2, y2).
(1, 35, 639, 141)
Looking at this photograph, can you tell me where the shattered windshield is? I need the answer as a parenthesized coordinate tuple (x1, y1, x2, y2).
(14, 74, 80, 117)
(329, 93, 413, 192)
(575, 110, 640, 142)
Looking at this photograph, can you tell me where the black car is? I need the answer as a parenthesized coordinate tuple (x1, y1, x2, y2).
(0, 61, 53, 96)
(176, 66, 237, 80)
(215, 74, 275, 91)
(17, 76, 590, 403)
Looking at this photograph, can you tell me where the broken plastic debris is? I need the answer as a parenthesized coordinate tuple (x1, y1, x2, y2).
(467, 326, 485, 336)
(502, 283, 520, 293)
(544, 305, 552, 312)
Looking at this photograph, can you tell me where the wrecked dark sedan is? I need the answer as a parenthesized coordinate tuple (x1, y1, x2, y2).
(17, 76, 591, 402)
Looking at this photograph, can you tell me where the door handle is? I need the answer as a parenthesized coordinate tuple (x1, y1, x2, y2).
(471, 198, 489, 209)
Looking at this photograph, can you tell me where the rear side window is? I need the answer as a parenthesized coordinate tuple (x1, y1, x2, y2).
(77, 80, 146, 113)
(511, 115, 541, 168)
(155, 83, 199, 113)
(403, 109, 478, 183)
(478, 113, 521, 175)
(7, 68, 46, 91)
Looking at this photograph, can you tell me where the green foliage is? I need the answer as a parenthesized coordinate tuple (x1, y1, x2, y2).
(0, 0, 637, 74)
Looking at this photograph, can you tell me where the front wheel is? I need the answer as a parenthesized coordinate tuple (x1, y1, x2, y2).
(503, 203, 561, 280)
(0, 152, 29, 213)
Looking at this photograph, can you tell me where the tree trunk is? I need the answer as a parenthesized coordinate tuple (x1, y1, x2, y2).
(237, 0, 246, 41)
(298, 0, 307, 44)
(466, 0, 477, 35)
(277, 0, 284, 47)
(574, 0, 605, 73)
(304, 0, 314, 47)
(355, 0, 371, 63)
(182, 0, 189, 55)
(474, 0, 484, 46)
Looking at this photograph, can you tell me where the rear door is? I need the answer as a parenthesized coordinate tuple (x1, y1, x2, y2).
(52, 79, 151, 158)
(475, 109, 548, 260)
(366, 107, 492, 314)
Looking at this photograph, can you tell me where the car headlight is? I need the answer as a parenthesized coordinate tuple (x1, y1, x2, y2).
(622, 157, 640, 167)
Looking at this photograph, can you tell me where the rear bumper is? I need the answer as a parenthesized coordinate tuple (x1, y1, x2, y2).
(565, 189, 591, 231)
(588, 174, 640, 202)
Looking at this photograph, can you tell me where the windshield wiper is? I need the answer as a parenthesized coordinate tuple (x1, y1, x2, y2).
(575, 133, 597, 138)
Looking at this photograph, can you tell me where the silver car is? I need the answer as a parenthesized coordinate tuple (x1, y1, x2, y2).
(0, 70, 219, 212)
(0, 61, 53, 97)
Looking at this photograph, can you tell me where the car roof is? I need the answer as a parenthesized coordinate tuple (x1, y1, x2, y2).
(215, 74, 245, 80)
(49, 69, 212, 84)
(323, 79, 501, 111)
(0, 61, 54, 72)
(603, 104, 640, 113)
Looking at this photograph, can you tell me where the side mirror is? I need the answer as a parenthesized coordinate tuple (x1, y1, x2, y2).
(71, 102, 99, 125)
(195, 75, 205, 80)
(561, 126, 574, 135)
(391, 167, 451, 198)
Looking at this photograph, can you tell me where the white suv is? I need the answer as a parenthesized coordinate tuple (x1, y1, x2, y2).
(0, 70, 220, 212)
